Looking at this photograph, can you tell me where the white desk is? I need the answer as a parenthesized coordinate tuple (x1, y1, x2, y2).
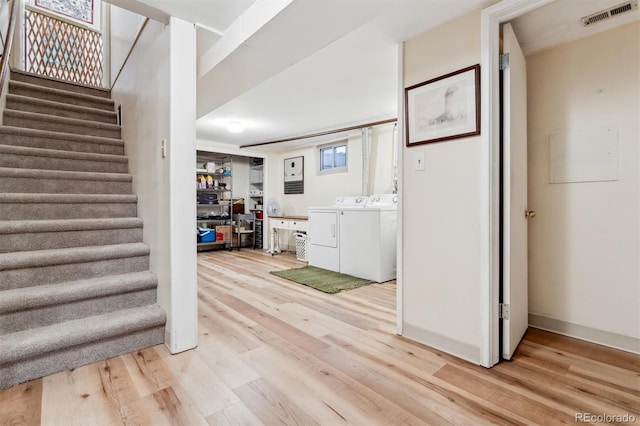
(268, 215, 308, 254)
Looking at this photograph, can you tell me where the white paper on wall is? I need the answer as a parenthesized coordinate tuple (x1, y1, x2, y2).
(549, 127, 619, 184)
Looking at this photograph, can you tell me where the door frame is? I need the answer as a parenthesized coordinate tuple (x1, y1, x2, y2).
(479, 0, 556, 367)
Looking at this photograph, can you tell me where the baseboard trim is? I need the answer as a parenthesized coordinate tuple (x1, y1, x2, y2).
(529, 314, 640, 355)
(402, 323, 481, 365)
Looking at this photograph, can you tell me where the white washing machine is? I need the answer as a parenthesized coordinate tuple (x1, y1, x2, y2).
(308, 196, 367, 273)
(339, 194, 398, 282)
(334, 195, 368, 210)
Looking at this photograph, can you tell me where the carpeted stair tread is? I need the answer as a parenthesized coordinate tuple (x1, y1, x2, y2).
(4, 110, 120, 131)
(0, 304, 165, 365)
(8, 80, 114, 110)
(0, 243, 149, 271)
(0, 166, 131, 182)
(0, 193, 138, 219)
(0, 167, 132, 182)
(0, 192, 137, 204)
(0, 218, 142, 234)
(6, 94, 117, 124)
(0, 167, 133, 194)
(0, 144, 126, 163)
(0, 194, 138, 220)
(10, 69, 111, 98)
(4, 110, 121, 139)
(0, 272, 157, 334)
(0, 144, 128, 173)
(1, 326, 164, 389)
(0, 218, 144, 253)
(0, 218, 144, 252)
(0, 271, 157, 315)
(0, 125, 124, 148)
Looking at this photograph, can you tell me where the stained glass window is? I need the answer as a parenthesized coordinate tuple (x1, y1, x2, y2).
(34, 0, 93, 24)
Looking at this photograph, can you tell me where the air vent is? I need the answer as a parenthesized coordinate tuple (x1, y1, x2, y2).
(610, 3, 633, 15)
(581, 1, 638, 26)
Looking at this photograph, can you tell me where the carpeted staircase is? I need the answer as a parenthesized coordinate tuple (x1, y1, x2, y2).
(0, 70, 166, 389)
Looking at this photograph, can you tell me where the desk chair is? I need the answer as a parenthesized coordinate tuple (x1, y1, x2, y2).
(232, 213, 255, 250)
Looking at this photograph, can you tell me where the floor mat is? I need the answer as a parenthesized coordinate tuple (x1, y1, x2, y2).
(270, 266, 372, 294)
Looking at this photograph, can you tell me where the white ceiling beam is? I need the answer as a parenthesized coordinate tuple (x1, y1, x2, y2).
(195, 23, 224, 37)
(196, 0, 391, 118)
(102, 0, 170, 24)
(198, 0, 294, 77)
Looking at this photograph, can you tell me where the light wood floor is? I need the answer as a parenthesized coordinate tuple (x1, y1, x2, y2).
(1, 250, 639, 425)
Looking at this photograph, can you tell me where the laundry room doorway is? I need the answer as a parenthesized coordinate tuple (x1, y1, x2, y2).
(486, 0, 640, 364)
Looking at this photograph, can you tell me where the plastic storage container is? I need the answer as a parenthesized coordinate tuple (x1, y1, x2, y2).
(199, 229, 216, 242)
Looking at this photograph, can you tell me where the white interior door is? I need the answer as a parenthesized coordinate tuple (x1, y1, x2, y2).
(502, 23, 529, 360)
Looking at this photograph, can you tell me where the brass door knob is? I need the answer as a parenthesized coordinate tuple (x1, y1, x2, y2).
(525, 210, 536, 219)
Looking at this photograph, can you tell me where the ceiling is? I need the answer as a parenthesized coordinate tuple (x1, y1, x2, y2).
(116, 0, 638, 152)
(122, 0, 491, 151)
(511, 0, 640, 55)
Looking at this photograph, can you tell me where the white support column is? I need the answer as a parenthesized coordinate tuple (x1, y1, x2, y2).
(167, 17, 197, 354)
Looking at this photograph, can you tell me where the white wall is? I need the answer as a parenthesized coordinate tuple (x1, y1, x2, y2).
(370, 124, 398, 195)
(109, 5, 146, 87)
(232, 155, 250, 212)
(255, 124, 396, 250)
(401, 10, 482, 363)
(527, 22, 640, 352)
(268, 124, 397, 215)
(168, 17, 198, 354)
(111, 16, 198, 354)
(268, 135, 361, 216)
(110, 17, 172, 346)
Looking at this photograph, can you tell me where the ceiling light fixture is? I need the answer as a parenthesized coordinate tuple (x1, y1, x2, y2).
(227, 121, 245, 133)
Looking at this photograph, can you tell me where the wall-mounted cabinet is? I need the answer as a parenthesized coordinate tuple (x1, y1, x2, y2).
(196, 152, 232, 250)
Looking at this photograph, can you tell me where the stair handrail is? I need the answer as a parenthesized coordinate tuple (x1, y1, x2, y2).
(0, 0, 18, 96)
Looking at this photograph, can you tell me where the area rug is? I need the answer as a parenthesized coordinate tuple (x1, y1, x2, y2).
(270, 266, 372, 294)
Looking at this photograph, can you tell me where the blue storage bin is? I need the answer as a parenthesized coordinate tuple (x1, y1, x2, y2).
(199, 229, 216, 242)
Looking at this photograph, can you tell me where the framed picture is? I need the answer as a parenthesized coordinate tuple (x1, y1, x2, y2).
(405, 64, 480, 146)
(284, 156, 304, 194)
(35, 0, 94, 24)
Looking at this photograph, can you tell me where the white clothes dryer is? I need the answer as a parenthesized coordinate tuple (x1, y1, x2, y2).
(308, 205, 340, 272)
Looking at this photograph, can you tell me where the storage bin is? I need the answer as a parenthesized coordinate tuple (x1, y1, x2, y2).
(216, 225, 231, 242)
(294, 232, 309, 262)
(232, 198, 245, 214)
(199, 229, 215, 242)
(198, 194, 218, 205)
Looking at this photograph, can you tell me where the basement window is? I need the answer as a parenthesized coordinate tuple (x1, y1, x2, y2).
(319, 141, 348, 174)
